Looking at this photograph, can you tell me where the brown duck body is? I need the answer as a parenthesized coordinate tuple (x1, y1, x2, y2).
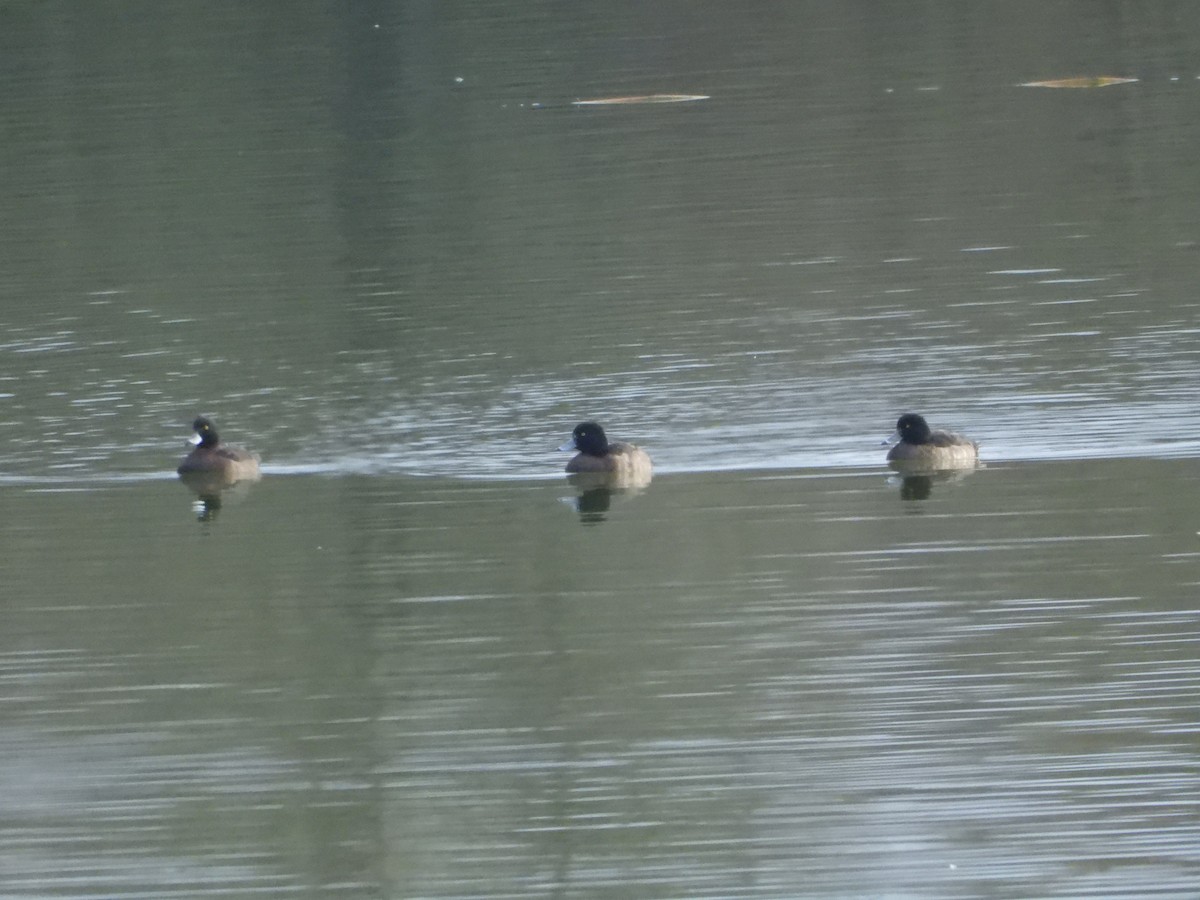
(565, 440, 652, 477)
(177, 417, 261, 483)
(560, 422, 652, 483)
(886, 414, 978, 469)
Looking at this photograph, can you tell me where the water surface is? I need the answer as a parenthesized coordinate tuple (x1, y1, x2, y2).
(3, 3, 1200, 898)
(4, 461, 1200, 896)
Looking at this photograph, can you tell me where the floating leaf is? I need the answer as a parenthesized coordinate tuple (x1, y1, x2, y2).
(571, 94, 710, 106)
(1020, 77, 1138, 88)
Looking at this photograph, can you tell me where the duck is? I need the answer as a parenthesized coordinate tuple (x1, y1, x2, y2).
(885, 413, 978, 469)
(558, 422, 652, 480)
(177, 416, 261, 483)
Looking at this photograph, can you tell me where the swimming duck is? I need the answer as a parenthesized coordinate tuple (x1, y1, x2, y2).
(177, 416, 261, 483)
(558, 422, 652, 479)
(885, 413, 978, 469)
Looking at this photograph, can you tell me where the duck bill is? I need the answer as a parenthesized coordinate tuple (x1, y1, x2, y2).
(187, 432, 203, 446)
(557, 438, 578, 452)
(881, 430, 900, 447)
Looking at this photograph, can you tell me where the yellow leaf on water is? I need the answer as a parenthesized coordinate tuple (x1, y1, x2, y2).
(571, 94, 710, 106)
(1020, 76, 1138, 88)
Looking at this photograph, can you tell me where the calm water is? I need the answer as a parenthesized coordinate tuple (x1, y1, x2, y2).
(3, 2, 1200, 898)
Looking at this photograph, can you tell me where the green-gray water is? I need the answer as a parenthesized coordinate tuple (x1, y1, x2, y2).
(4, 3, 1200, 897)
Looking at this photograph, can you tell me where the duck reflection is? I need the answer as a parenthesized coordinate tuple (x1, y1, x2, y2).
(564, 470, 652, 524)
(178, 471, 258, 522)
(887, 464, 978, 502)
(898, 472, 934, 501)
